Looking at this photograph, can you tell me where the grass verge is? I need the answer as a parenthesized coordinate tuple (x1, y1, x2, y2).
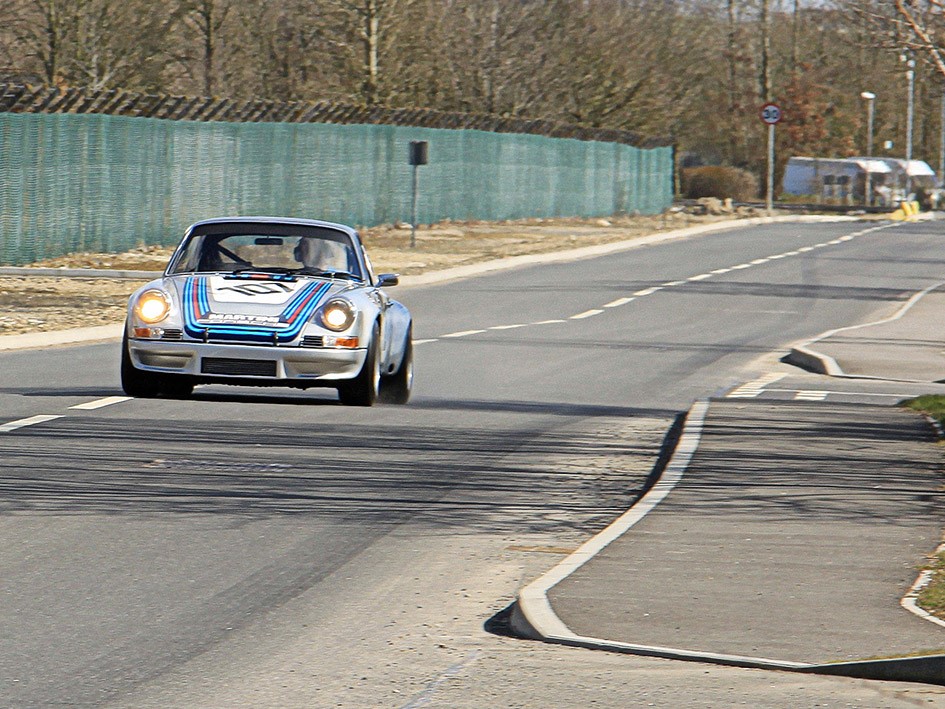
(902, 395, 945, 619)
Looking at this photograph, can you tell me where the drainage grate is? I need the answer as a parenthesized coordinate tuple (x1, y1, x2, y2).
(201, 358, 277, 377)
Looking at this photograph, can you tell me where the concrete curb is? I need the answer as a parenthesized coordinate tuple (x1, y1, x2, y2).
(0, 267, 162, 279)
(0, 214, 860, 283)
(0, 324, 124, 352)
(509, 398, 945, 686)
(782, 280, 945, 380)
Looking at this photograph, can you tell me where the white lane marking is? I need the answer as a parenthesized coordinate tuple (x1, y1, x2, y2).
(794, 390, 829, 401)
(662, 280, 686, 287)
(69, 396, 131, 411)
(731, 263, 752, 270)
(797, 246, 815, 252)
(414, 339, 438, 345)
(488, 324, 528, 331)
(749, 258, 769, 265)
(766, 388, 916, 399)
(827, 239, 844, 245)
(688, 273, 712, 281)
(726, 373, 786, 399)
(533, 319, 567, 325)
(633, 287, 662, 296)
(604, 297, 635, 308)
(838, 235, 854, 242)
(0, 415, 64, 433)
(571, 309, 603, 320)
(711, 268, 732, 275)
(768, 254, 788, 259)
(441, 329, 487, 338)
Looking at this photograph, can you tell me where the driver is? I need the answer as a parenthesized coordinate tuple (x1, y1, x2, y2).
(293, 236, 349, 272)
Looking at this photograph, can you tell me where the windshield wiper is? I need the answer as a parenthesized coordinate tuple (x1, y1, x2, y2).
(295, 267, 360, 280)
(230, 266, 296, 276)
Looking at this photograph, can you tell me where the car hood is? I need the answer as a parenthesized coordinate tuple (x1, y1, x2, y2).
(165, 273, 350, 342)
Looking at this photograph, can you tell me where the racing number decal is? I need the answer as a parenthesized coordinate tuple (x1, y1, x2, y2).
(218, 282, 295, 296)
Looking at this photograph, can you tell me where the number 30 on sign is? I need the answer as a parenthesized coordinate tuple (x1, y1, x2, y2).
(760, 103, 782, 125)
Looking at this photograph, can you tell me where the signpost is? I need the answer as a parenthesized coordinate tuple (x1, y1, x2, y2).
(760, 102, 782, 214)
(408, 141, 428, 249)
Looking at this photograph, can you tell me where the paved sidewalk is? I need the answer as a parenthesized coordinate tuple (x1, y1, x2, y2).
(547, 399, 945, 666)
(786, 284, 945, 382)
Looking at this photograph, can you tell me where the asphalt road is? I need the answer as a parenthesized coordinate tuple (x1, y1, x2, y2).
(3, 219, 945, 708)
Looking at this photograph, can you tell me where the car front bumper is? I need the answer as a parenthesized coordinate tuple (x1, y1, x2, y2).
(128, 338, 367, 383)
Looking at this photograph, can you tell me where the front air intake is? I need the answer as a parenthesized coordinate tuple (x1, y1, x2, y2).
(201, 358, 277, 377)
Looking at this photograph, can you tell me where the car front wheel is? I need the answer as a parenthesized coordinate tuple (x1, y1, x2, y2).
(337, 323, 380, 406)
(379, 327, 413, 405)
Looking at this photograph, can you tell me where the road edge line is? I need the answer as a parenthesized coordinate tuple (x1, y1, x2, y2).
(509, 399, 709, 640)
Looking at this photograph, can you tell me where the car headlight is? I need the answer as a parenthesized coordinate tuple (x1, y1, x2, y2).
(135, 290, 171, 324)
(320, 299, 356, 331)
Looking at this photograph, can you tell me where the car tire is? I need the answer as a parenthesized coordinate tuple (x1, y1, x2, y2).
(337, 323, 380, 407)
(379, 327, 412, 405)
(120, 332, 193, 399)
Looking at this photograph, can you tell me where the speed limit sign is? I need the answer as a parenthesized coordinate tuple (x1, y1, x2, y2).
(760, 103, 783, 125)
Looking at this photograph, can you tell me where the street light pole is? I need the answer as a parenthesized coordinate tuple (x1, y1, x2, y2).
(861, 91, 875, 205)
(939, 87, 945, 184)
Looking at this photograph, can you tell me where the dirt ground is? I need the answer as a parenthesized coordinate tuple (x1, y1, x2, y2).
(0, 207, 760, 336)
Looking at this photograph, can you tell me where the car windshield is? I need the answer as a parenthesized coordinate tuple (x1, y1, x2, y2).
(168, 224, 363, 280)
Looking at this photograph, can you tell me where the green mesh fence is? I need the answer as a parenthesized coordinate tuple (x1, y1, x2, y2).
(0, 112, 673, 265)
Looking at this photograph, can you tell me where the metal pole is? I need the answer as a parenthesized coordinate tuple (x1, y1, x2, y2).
(410, 163, 419, 249)
(766, 123, 775, 214)
(862, 92, 875, 205)
(906, 60, 915, 198)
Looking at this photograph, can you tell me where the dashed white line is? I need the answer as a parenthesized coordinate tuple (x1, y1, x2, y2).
(0, 415, 64, 433)
(441, 329, 487, 338)
(69, 396, 131, 411)
(571, 309, 603, 320)
(424, 226, 877, 345)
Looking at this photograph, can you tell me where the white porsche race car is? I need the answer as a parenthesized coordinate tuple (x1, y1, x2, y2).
(121, 217, 413, 406)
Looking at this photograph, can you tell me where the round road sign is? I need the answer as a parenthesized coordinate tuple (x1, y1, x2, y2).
(760, 103, 782, 125)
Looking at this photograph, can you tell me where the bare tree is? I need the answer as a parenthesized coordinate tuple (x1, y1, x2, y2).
(9, 0, 87, 85)
(180, 0, 234, 96)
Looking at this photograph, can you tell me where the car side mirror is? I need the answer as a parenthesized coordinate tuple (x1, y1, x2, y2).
(376, 273, 399, 287)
